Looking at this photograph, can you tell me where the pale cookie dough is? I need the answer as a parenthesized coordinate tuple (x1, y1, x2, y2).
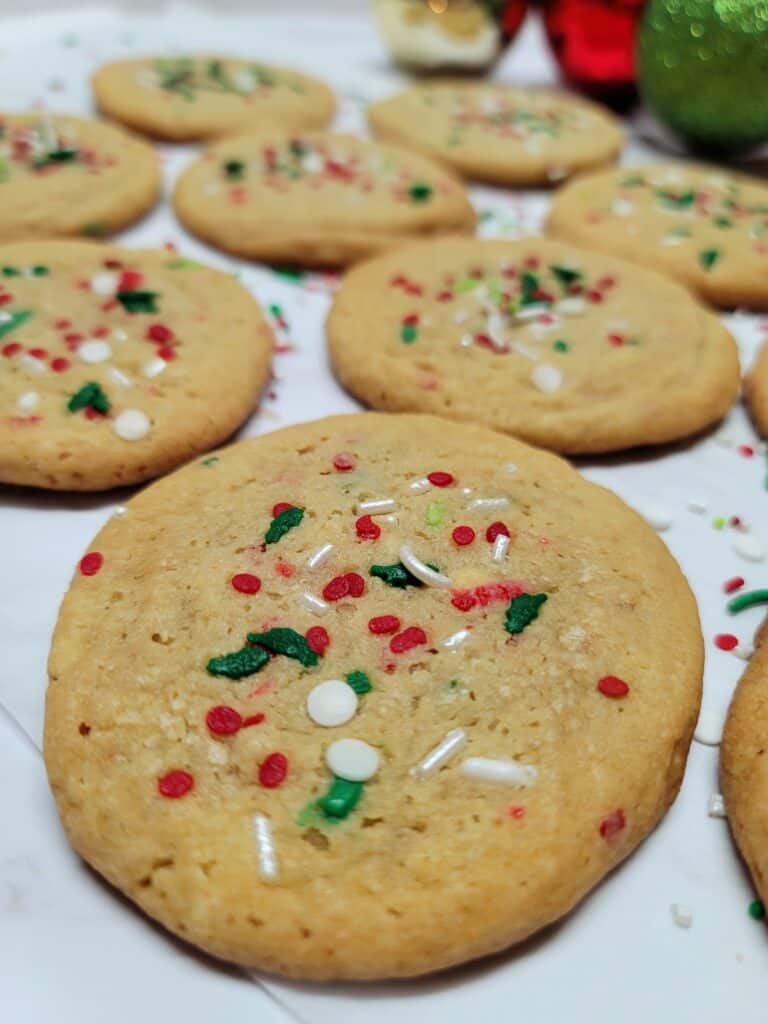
(173, 132, 476, 267)
(744, 342, 768, 436)
(548, 163, 768, 309)
(92, 55, 335, 141)
(327, 238, 739, 454)
(0, 241, 273, 490)
(0, 113, 160, 241)
(45, 412, 703, 980)
(369, 82, 622, 185)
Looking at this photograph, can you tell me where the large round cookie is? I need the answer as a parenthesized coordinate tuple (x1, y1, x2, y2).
(368, 83, 622, 186)
(327, 238, 739, 454)
(0, 113, 160, 241)
(721, 641, 768, 905)
(173, 132, 476, 267)
(744, 342, 768, 437)
(0, 241, 272, 490)
(548, 163, 768, 309)
(92, 55, 335, 141)
(45, 413, 703, 980)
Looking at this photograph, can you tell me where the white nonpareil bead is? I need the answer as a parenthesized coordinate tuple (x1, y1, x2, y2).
(78, 339, 112, 364)
(113, 409, 151, 441)
(326, 738, 379, 781)
(307, 680, 358, 727)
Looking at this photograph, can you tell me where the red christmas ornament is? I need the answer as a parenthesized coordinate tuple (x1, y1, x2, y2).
(542, 0, 647, 107)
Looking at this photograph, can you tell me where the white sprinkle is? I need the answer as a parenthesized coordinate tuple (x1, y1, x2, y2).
(399, 544, 452, 588)
(301, 150, 324, 174)
(461, 757, 538, 787)
(326, 738, 379, 781)
(112, 329, 128, 342)
(546, 165, 568, 182)
(555, 296, 586, 317)
(734, 642, 755, 661)
(142, 357, 167, 379)
(504, 463, 517, 476)
(532, 363, 563, 393)
(485, 310, 507, 349)
(307, 679, 358, 727)
(356, 498, 396, 515)
(687, 498, 708, 514)
(113, 409, 151, 441)
(662, 233, 685, 247)
(78, 339, 112, 364)
(300, 591, 329, 616)
(492, 534, 510, 562)
(708, 793, 727, 818)
(306, 543, 334, 570)
(109, 367, 133, 388)
(612, 198, 634, 217)
(440, 628, 471, 650)
(16, 390, 39, 412)
(410, 728, 467, 779)
(514, 303, 549, 322)
(511, 341, 538, 360)
(694, 706, 725, 746)
(20, 354, 46, 374)
(638, 503, 674, 531)
(468, 496, 510, 511)
(0, 310, 12, 323)
(112, 505, 128, 517)
(89, 271, 117, 296)
(459, 333, 474, 347)
(408, 477, 431, 494)
(460, 486, 473, 497)
(732, 533, 767, 563)
(252, 814, 278, 882)
(670, 903, 693, 929)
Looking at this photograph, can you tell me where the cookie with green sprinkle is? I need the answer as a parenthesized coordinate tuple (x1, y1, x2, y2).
(92, 55, 335, 141)
(46, 411, 702, 980)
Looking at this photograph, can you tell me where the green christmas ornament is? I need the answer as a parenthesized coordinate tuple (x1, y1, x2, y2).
(638, 0, 768, 152)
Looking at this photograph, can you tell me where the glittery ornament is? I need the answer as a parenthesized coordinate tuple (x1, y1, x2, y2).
(639, 0, 768, 151)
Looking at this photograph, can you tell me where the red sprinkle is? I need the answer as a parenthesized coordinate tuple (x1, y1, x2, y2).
(597, 275, 616, 290)
(157, 346, 176, 361)
(451, 592, 477, 611)
(390, 626, 427, 653)
(51, 357, 70, 372)
(275, 561, 295, 578)
(79, 551, 103, 576)
(724, 576, 745, 594)
(428, 471, 454, 487)
(206, 705, 243, 735)
(345, 572, 365, 597)
(242, 712, 265, 728)
(28, 347, 47, 359)
(323, 572, 365, 601)
(157, 770, 194, 799)
(333, 451, 356, 472)
(2, 342, 21, 356)
(272, 501, 294, 517)
(146, 323, 174, 343)
(485, 521, 510, 543)
(306, 626, 330, 655)
(739, 445, 755, 458)
(402, 313, 419, 326)
(231, 572, 261, 595)
(523, 256, 540, 269)
(508, 805, 526, 819)
(54, 318, 71, 330)
(368, 614, 401, 635)
(355, 514, 381, 540)
(597, 675, 630, 698)
(118, 269, 143, 291)
(259, 752, 288, 788)
(586, 289, 603, 303)
(599, 809, 626, 840)
(715, 633, 739, 651)
(452, 525, 476, 546)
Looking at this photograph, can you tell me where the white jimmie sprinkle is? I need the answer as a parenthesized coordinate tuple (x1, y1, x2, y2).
(461, 757, 538, 787)
(410, 729, 467, 779)
(252, 814, 278, 882)
(356, 498, 397, 515)
(399, 544, 452, 587)
(301, 591, 329, 616)
(306, 543, 334, 570)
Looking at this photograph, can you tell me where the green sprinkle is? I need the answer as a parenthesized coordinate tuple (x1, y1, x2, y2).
(727, 589, 768, 614)
(200, 455, 219, 466)
(0, 309, 32, 339)
(712, 216, 732, 229)
(67, 381, 110, 414)
(1, 266, 20, 276)
(400, 324, 418, 344)
(246, 627, 319, 668)
(455, 276, 480, 293)
(749, 899, 765, 921)
(550, 264, 582, 289)
(425, 501, 446, 527)
(520, 270, 541, 305)
(713, 516, 726, 530)
(620, 174, 646, 187)
(370, 561, 436, 588)
(32, 147, 79, 168)
(408, 182, 433, 203)
(318, 777, 363, 819)
(345, 670, 372, 695)
(657, 189, 695, 209)
(269, 303, 283, 318)
(165, 257, 199, 269)
(82, 222, 105, 238)
(223, 159, 245, 180)
(289, 139, 307, 157)
(700, 249, 721, 271)
(31, 265, 49, 276)
(116, 290, 159, 313)
(206, 645, 269, 679)
(265, 505, 304, 544)
(271, 264, 305, 282)
(553, 339, 569, 353)
(504, 592, 548, 635)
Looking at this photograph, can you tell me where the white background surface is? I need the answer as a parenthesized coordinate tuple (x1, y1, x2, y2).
(0, 5, 767, 1022)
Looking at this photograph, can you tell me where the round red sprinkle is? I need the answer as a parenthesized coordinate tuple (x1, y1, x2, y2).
(92, 326, 110, 339)
(355, 514, 381, 540)
(523, 256, 540, 269)
(724, 576, 745, 594)
(323, 574, 350, 601)
(597, 675, 630, 698)
(28, 347, 48, 359)
(715, 633, 739, 651)
(259, 752, 288, 788)
(231, 572, 261, 595)
(485, 521, 510, 543)
(333, 451, 356, 472)
(428, 471, 454, 487)
(119, 269, 143, 291)
(51, 357, 70, 372)
(206, 705, 243, 735)
(306, 626, 330, 655)
(79, 551, 103, 576)
(157, 770, 194, 799)
(275, 560, 295, 578)
(84, 406, 105, 421)
(390, 626, 427, 654)
(608, 332, 624, 346)
(369, 614, 401, 635)
(586, 289, 603, 303)
(54, 318, 71, 330)
(402, 313, 419, 326)
(452, 525, 475, 546)
(242, 712, 265, 728)
(739, 445, 755, 458)
(157, 346, 176, 361)
(272, 501, 294, 518)
(597, 275, 616, 290)
(345, 572, 365, 597)
(2, 342, 21, 356)
(451, 591, 477, 611)
(599, 808, 626, 840)
(146, 323, 174, 343)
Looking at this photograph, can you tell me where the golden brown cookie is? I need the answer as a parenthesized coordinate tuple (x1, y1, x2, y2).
(368, 82, 622, 185)
(173, 132, 476, 267)
(0, 113, 160, 241)
(45, 412, 702, 980)
(744, 342, 768, 436)
(327, 237, 739, 454)
(0, 240, 272, 490)
(548, 163, 768, 309)
(92, 55, 335, 141)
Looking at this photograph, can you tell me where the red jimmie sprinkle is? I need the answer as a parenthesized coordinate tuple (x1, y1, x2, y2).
(333, 451, 356, 472)
(259, 752, 288, 788)
(724, 576, 745, 594)
(485, 521, 510, 543)
(272, 501, 294, 517)
(242, 712, 265, 728)
(305, 626, 330, 655)
(2, 342, 21, 356)
(231, 572, 261, 595)
(402, 312, 419, 326)
(119, 269, 143, 291)
(323, 572, 365, 601)
(452, 525, 476, 546)
(157, 770, 194, 799)
(51, 357, 70, 372)
(428, 471, 454, 487)
(28, 347, 48, 359)
(599, 809, 626, 840)
(508, 805, 526, 820)
(206, 705, 243, 735)
(79, 551, 103, 576)
(390, 626, 427, 653)
(597, 675, 630, 698)
(715, 633, 739, 651)
(369, 614, 401, 635)
(146, 323, 174, 343)
(356, 514, 381, 540)
(451, 592, 477, 611)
